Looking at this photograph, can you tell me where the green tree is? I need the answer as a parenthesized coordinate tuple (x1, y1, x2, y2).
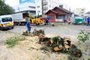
(0, 0, 15, 15)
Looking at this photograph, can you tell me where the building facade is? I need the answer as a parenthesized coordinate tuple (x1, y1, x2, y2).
(15, 0, 61, 16)
(35, 0, 42, 16)
(15, 0, 36, 16)
(74, 8, 85, 16)
(45, 7, 72, 22)
(42, 0, 60, 14)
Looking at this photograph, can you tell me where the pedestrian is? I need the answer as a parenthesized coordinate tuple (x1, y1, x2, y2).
(25, 15, 31, 33)
(87, 17, 90, 25)
(67, 17, 71, 24)
(64, 19, 67, 23)
(45, 16, 50, 25)
(45, 18, 49, 25)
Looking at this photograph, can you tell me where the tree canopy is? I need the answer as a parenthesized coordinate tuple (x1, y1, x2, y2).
(0, 0, 15, 15)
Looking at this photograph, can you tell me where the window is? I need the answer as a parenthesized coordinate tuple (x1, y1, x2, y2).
(29, 6, 35, 9)
(37, 6, 40, 8)
(2, 17, 12, 22)
(56, 16, 65, 19)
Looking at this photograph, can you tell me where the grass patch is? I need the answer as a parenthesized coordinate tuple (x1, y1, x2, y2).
(88, 58, 90, 60)
(5, 36, 25, 48)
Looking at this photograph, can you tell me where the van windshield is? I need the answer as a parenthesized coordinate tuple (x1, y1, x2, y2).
(2, 17, 12, 22)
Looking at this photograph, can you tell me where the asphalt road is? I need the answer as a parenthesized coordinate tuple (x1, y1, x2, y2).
(0, 23, 90, 44)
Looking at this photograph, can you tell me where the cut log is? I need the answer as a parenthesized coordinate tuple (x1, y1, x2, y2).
(53, 46, 63, 52)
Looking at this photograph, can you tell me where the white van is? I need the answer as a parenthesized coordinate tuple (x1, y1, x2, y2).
(0, 15, 14, 29)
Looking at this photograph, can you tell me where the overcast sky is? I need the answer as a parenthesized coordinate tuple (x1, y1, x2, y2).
(5, 0, 90, 12)
(60, 0, 90, 12)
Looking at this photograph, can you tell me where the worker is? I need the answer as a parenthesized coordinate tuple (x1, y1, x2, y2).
(45, 16, 50, 25)
(26, 15, 31, 33)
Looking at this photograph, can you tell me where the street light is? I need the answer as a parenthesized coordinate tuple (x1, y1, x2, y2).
(41, 0, 44, 15)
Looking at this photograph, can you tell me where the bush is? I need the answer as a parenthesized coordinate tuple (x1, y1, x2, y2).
(88, 58, 90, 60)
(77, 30, 90, 42)
(5, 36, 25, 48)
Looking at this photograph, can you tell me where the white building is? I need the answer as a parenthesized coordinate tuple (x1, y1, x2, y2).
(14, 0, 36, 16)
(59, 3, 71, 11)
(14, 0, 61, 16)
(35, 0, 42, 16)
(74, 8, 85, 16)
(42, 0, 60, 14)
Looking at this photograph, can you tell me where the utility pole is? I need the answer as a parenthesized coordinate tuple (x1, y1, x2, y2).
(41, 0, 44, 15)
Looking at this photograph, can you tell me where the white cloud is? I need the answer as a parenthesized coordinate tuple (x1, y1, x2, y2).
(5, 0, 19, 7)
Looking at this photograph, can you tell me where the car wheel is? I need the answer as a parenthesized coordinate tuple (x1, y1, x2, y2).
(36, 23, 40, 25)
(11, 26, 14, 29)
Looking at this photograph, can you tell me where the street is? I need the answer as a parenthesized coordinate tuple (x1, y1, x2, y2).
(0, 23, 90, 44)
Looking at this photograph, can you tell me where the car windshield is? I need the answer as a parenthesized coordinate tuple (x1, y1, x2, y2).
(2, 17, 12, 22)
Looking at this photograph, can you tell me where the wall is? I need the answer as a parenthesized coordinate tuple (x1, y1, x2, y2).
(47, 12, 56, 22)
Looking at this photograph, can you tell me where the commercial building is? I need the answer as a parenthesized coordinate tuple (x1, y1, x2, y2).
(15, 0, 36, 16)
(35, 0, 42, 16)
(74, 8, 85, 16)
(15, 0, 61, 16)
(42, 0, 60, 14)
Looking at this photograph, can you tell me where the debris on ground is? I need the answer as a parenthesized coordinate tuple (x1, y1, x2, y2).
(37, 33, 82, 58)
(22, 31, 32, 36)
(3, 29, 90, 60)
(32, 29, 45, 36)
(22, 29, 45, 36)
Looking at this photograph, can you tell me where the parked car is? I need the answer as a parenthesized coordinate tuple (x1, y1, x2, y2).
(0, 15, 14, 30)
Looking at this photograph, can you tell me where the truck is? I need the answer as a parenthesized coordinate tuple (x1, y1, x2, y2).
(12, 13, 45, 25)
(12, 13, 28, 25)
